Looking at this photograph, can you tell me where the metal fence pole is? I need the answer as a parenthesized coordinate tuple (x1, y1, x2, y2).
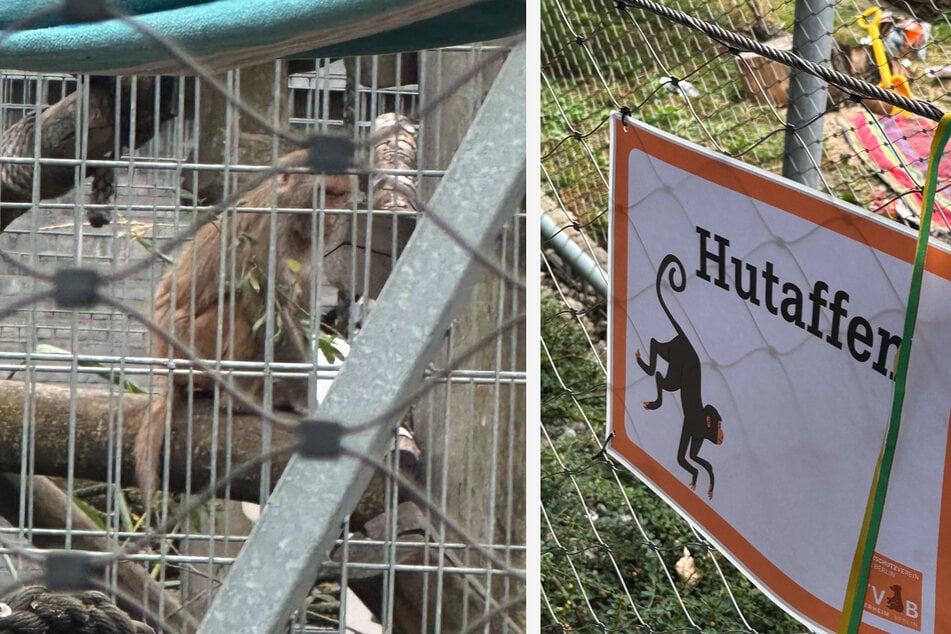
(198, 41, 525, 634)
(781, 0, 834, 188)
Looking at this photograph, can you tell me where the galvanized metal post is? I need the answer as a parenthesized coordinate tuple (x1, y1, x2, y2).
(198, 42, 525, 634)
(782, 0, 834, 188)
(540, 212, 607, 297)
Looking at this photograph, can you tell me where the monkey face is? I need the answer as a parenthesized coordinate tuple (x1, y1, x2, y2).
(275, 171, 352, 212)
(321, 174, 353, 206)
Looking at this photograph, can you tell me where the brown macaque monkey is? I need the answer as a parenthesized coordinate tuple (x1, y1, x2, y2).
(134, 149, 352, 498)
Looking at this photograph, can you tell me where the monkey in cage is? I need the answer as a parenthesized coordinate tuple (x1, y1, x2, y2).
(134, 149, 352, 499)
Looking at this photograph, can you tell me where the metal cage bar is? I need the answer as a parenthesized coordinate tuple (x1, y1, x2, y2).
(199, 42, 526, 633)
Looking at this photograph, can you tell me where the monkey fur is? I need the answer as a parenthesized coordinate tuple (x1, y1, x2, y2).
(134, 149, 352, 498)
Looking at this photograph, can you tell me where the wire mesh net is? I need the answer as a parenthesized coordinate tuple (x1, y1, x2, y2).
(542, 0, 951, 631)
(0, 9, 526, 633)
(543, 0, 951, 238)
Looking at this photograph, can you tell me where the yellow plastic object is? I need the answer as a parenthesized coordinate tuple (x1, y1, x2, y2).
(858, 6, 913, 115)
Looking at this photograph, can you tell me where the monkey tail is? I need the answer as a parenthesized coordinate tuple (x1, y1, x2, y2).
(134, 393, 169, 506)
(656, 253, 687, 337)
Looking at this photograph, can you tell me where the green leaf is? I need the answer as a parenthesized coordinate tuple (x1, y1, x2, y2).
(132, 234, 175, 264)
(252, 313, 267, 334)
(284, 258, 302, 273)
(191, 509, 203, 532)
(73, 497, 107, 530)
(318, 334, 346, 363)
(116, 487, 135, 532)
(121, 379, 146, 394)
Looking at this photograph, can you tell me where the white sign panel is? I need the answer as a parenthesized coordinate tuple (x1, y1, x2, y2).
(607, 113, 951, 633)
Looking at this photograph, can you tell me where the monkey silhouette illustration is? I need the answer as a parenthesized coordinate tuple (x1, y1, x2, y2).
(636, 253, 723, 499)
(886, 585, 904, 612)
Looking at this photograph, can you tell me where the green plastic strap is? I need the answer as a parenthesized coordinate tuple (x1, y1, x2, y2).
(840, 111, 951, 633)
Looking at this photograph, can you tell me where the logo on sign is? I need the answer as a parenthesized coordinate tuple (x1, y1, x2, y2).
(636, 254, 724, 500)
(864, 551, 922, 631)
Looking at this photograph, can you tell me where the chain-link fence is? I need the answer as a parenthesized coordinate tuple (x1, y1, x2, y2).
(544, 0, 951, 237)
(0, 4, 526, 633)
(542, 0, 951, 631)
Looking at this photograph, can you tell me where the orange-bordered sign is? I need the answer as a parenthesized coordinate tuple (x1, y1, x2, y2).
(607, 112, 951, 633)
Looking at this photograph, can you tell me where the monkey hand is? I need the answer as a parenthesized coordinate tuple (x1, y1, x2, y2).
(635, 349, 653, 375)
(707, 486, 714, 500)
(688, 481, 696, 492)
(642, 400, 660, 410)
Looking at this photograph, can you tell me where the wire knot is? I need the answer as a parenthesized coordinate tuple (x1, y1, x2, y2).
(297, 419, 343, 459)
(53, 268, 101, 309)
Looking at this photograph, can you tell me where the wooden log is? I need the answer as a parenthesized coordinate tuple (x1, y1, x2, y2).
(0, 379, 417, 525)
(0, 474, 200, 632)
(0, 77, 177, 232)
(0, 378, 285, 500)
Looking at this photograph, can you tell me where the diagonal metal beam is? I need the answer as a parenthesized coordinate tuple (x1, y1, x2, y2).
(199, 41, 525, 634)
